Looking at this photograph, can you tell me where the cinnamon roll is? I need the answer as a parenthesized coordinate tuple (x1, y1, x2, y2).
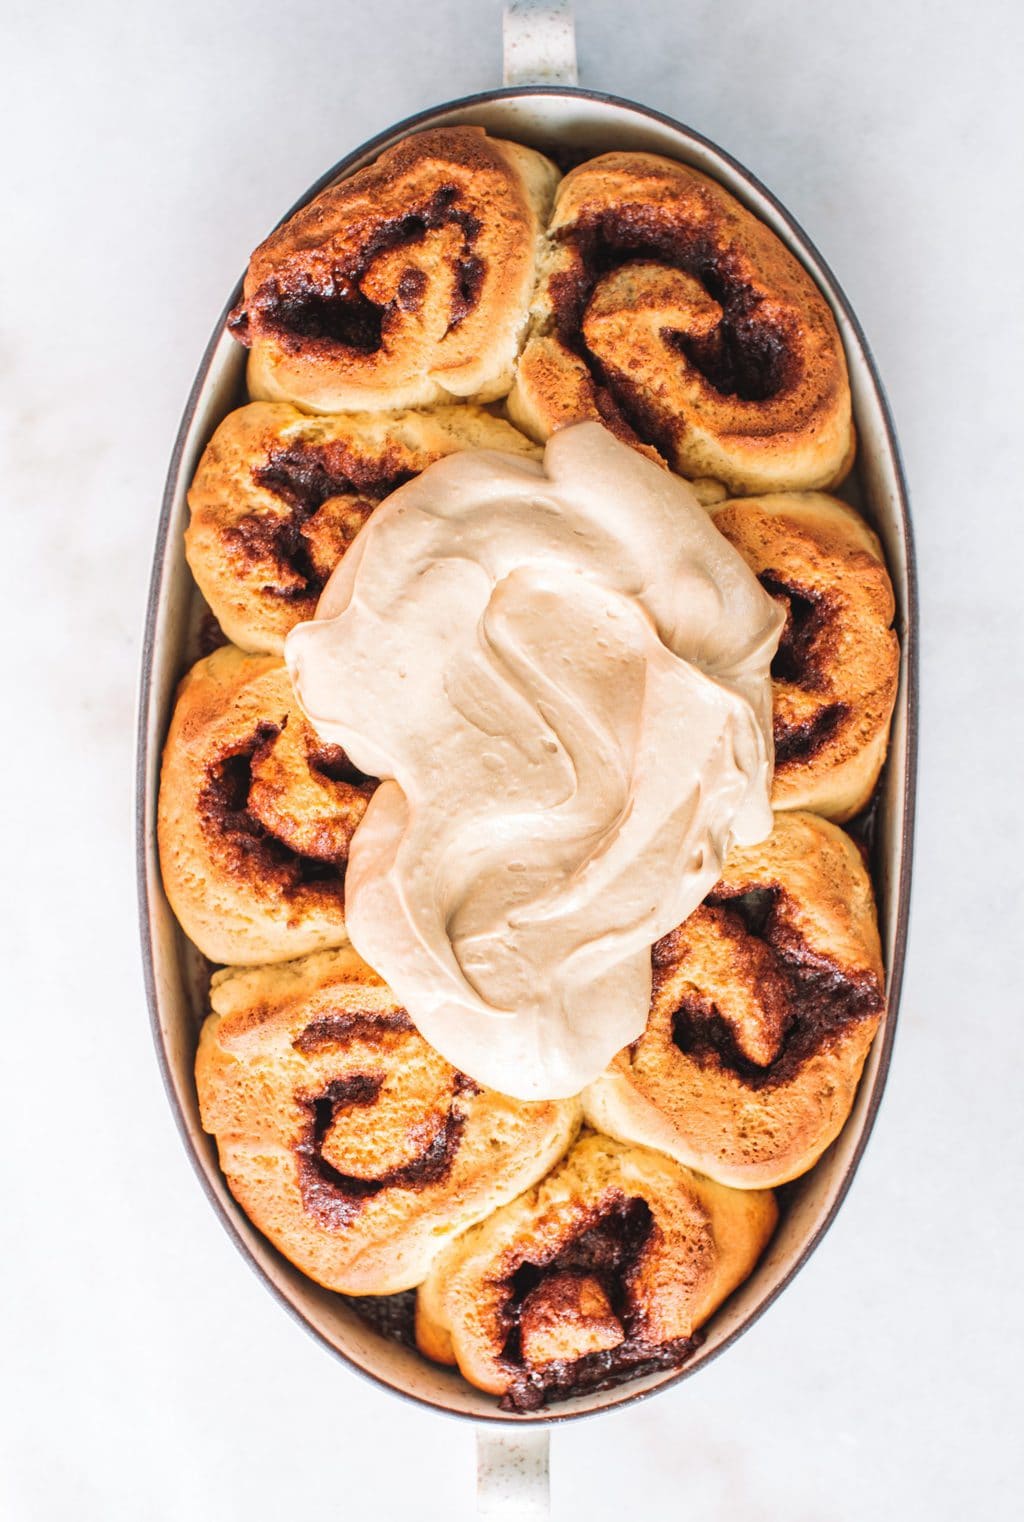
(185, 403, 538, 654)
(158, 644, 376, 964)
(415, 1132, 776, 1409)
(583, 812, 885, 1189)
(710, 492, 899, 821)
(230, 127, 560, 413)
(507, 152, 854, 495)
(196, 947, 581, 1295)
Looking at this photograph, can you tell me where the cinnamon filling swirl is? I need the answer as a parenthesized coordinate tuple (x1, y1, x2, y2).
(709, 492, 899, 819)
(663, 890, 884, 1091)
(233, 128, 560, 414)
(198, 720, 375, 899)
(296, 1067, 477, 1229)
(226, 443, 411, 601)
(232, 185, 487, 355)
(195, 946, 582, 1295)
(549, 216, 799, 432)
(581, 811, 886, 1190)
(508, 153, 853, 494)
(759, 574, 850, 765)
(498, 1193, 703, 1412)
(415, 1132, 774, 1405)
(291, 1008, 479, 1227)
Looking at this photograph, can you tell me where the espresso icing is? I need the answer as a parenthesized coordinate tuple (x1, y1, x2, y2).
(285, 423, 783, 1099)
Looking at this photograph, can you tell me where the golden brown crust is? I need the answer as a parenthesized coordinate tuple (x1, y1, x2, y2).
(415, 1132, 776, 1408)
(185, 402, 540, 654)
(506, 151, 854, 494)
(582, 812, 885, 1189)
(231, 127, 560, 412)
(196, 946, 581, 1294)
(710, 492, 900, 821)
(158, 644, 376, 964)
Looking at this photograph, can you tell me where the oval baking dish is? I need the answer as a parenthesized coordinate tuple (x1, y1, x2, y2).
(136, 84, 917, 1426)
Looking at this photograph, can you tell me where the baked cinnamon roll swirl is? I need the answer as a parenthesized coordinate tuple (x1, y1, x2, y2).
(710, 492, 899, 821)
(415, 1132, 776, 1409)
(229, 127, 560, 413)
(583, 812, 885, 1189)
(158, 645, 376, 964)
(507, 152, 854, 495)
(185, 403, 538, 654)
(196, 947, 581, 1295)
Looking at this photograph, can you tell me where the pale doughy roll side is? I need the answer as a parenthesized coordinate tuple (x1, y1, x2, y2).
(230, 127, 560, 413)
(711, 492, 899, 822)
(196, 947, 582, 1295)
(415, 1132, 776, 1410)
(583, 812, 885, 1190)
(158, 645, 376, 965)
(507, 151, 854, 495)
(185, 402, 540, 655)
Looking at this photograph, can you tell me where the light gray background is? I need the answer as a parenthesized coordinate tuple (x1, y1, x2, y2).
(2, 1, 1022, 1517)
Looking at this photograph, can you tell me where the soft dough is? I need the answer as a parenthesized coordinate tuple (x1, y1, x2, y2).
(507, 151, 855, 494)
(196, 946, 581, 1294)
(416, 1131, 777, 1408)
(583, 811, 886, 1189)
(230, 127, 560, 413)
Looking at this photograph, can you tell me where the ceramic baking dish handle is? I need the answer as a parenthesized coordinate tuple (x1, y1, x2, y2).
(477, 1427, 551, 1518)
(503, 0, 578, 86)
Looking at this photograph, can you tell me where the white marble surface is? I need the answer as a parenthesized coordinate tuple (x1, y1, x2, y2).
(3, 1, 1022, 1517)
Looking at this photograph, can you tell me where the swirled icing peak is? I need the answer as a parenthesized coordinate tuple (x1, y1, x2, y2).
(285, 423, 783, 1099)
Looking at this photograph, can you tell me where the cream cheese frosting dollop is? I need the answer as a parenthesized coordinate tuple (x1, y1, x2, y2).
(285, 422, 784, 1100)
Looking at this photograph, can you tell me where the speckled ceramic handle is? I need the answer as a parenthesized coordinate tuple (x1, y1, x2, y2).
(476, 1428, 551, 1518)
(502, 0, 578, 85)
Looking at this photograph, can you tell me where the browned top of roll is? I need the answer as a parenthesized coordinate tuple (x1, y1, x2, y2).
(196, 946, 581, 1295)
(583, 812, 885, 1189)
(415, 1132, 776, 1409)
(158, 645, 376, 964)
(185, 402, 539, 654)
(508, 151, 854, 494)
(230, 127, 559, 413)
(711, 492, 899, 821)
(659, 818, 883, 1067)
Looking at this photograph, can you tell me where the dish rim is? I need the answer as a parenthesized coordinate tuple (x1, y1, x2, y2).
(136, 83, 917, 1426)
